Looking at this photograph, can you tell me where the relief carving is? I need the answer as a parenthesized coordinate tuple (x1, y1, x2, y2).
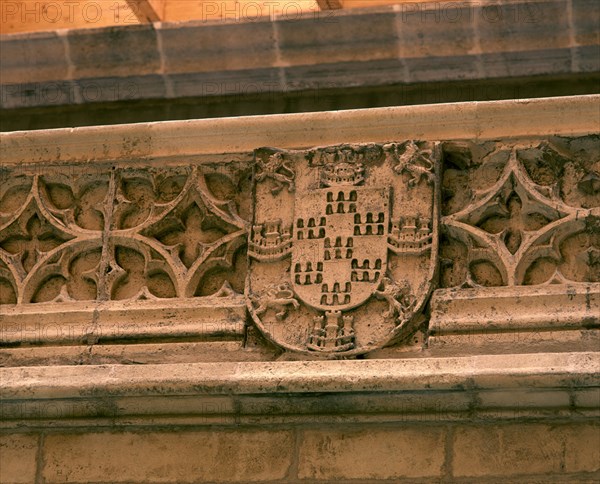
(248, 142, 440, 356)
(254, 149, 296, 194)
(250, 282, 300, 321)
(316, 145, 367, 187)
(0, 211, 72, 276)
(40, 174, 110, 231)
(0, 163, 249, 304)
(1, 136, 597, 358)
(384, 141, 436, 187)
(28, 243, 102, 303)
(374, 277, 416, 324)
(441, 137, 599, 287)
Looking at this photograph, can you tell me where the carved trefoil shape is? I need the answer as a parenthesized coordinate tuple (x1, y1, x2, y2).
(248, 143, 440, 356)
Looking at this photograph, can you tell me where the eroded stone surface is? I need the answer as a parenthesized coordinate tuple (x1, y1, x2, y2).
(0, 434, 38, 484)
(298, 427, 446, 479)
(42, 430, 294, 483)
(441, 137, 599, 287)
(0, 134, 598, 359)
(2, 422, 599, 483)
(452, 423, 600, 477)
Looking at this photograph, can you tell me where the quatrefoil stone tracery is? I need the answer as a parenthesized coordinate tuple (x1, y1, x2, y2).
(443, 146, 598, 286)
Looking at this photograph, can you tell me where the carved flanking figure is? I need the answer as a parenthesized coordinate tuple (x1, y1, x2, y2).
(247, 143, 440, 357)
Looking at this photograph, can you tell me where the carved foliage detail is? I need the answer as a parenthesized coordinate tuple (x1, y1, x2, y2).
(441, 138, 599, 287)
(0, 164, 249, 305)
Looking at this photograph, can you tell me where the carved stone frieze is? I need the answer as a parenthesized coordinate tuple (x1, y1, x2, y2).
(1, 136, 598, 358)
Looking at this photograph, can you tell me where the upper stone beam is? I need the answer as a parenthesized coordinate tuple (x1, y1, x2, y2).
(2, 0, 598, 131)
(160, 0, 319, 21)
(318, 0, 465, 9)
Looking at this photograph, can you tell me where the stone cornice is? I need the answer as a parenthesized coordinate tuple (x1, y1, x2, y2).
(1, 352, 598, 428)
(1, 95, 598, 165)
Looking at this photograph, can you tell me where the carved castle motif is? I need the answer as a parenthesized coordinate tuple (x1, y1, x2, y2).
(307, 311, 355, 352)
(248, 220, 292, 261)
(321, 161, 365, 187)
(388, 216, 433, 253)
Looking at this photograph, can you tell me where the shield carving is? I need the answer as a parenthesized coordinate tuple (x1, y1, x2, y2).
(247, 142, 439, 356)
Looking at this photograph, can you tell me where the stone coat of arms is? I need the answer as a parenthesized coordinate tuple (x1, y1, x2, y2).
(247, 142, 440, 356)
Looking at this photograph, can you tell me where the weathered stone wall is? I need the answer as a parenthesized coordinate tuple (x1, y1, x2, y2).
(3, 422, 600, 483)
(2, 352, 599, 482)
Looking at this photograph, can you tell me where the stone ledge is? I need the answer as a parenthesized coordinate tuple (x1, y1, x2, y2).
(1, 352, 598, 428)
(2, 95, 598, 165)
(428, 284, 600, 352)
(431, 284, 600, 334)
(0, 297, 246, 346)
(0, 341, 271, 368)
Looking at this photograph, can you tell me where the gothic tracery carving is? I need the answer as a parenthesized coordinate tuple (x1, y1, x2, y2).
(441, 138, 599, 287)
(2, 136, 597, 325)
(0, 164, 249, 304)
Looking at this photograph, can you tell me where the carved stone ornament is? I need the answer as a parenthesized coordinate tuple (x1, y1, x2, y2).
(0, 164, 249, 305)
(2, 135, 596, 358)
(248, 142, 440, 356)
(440, 139, 600, 287)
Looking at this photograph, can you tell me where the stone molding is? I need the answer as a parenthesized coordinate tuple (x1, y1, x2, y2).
(2, 95, 598, 164)
(1, 352, 598, 428)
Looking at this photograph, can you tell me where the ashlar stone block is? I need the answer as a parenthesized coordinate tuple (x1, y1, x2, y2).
(0, 433, 39, 484)
(298, 427, 446, 479)
(42, 430, 294, 482)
